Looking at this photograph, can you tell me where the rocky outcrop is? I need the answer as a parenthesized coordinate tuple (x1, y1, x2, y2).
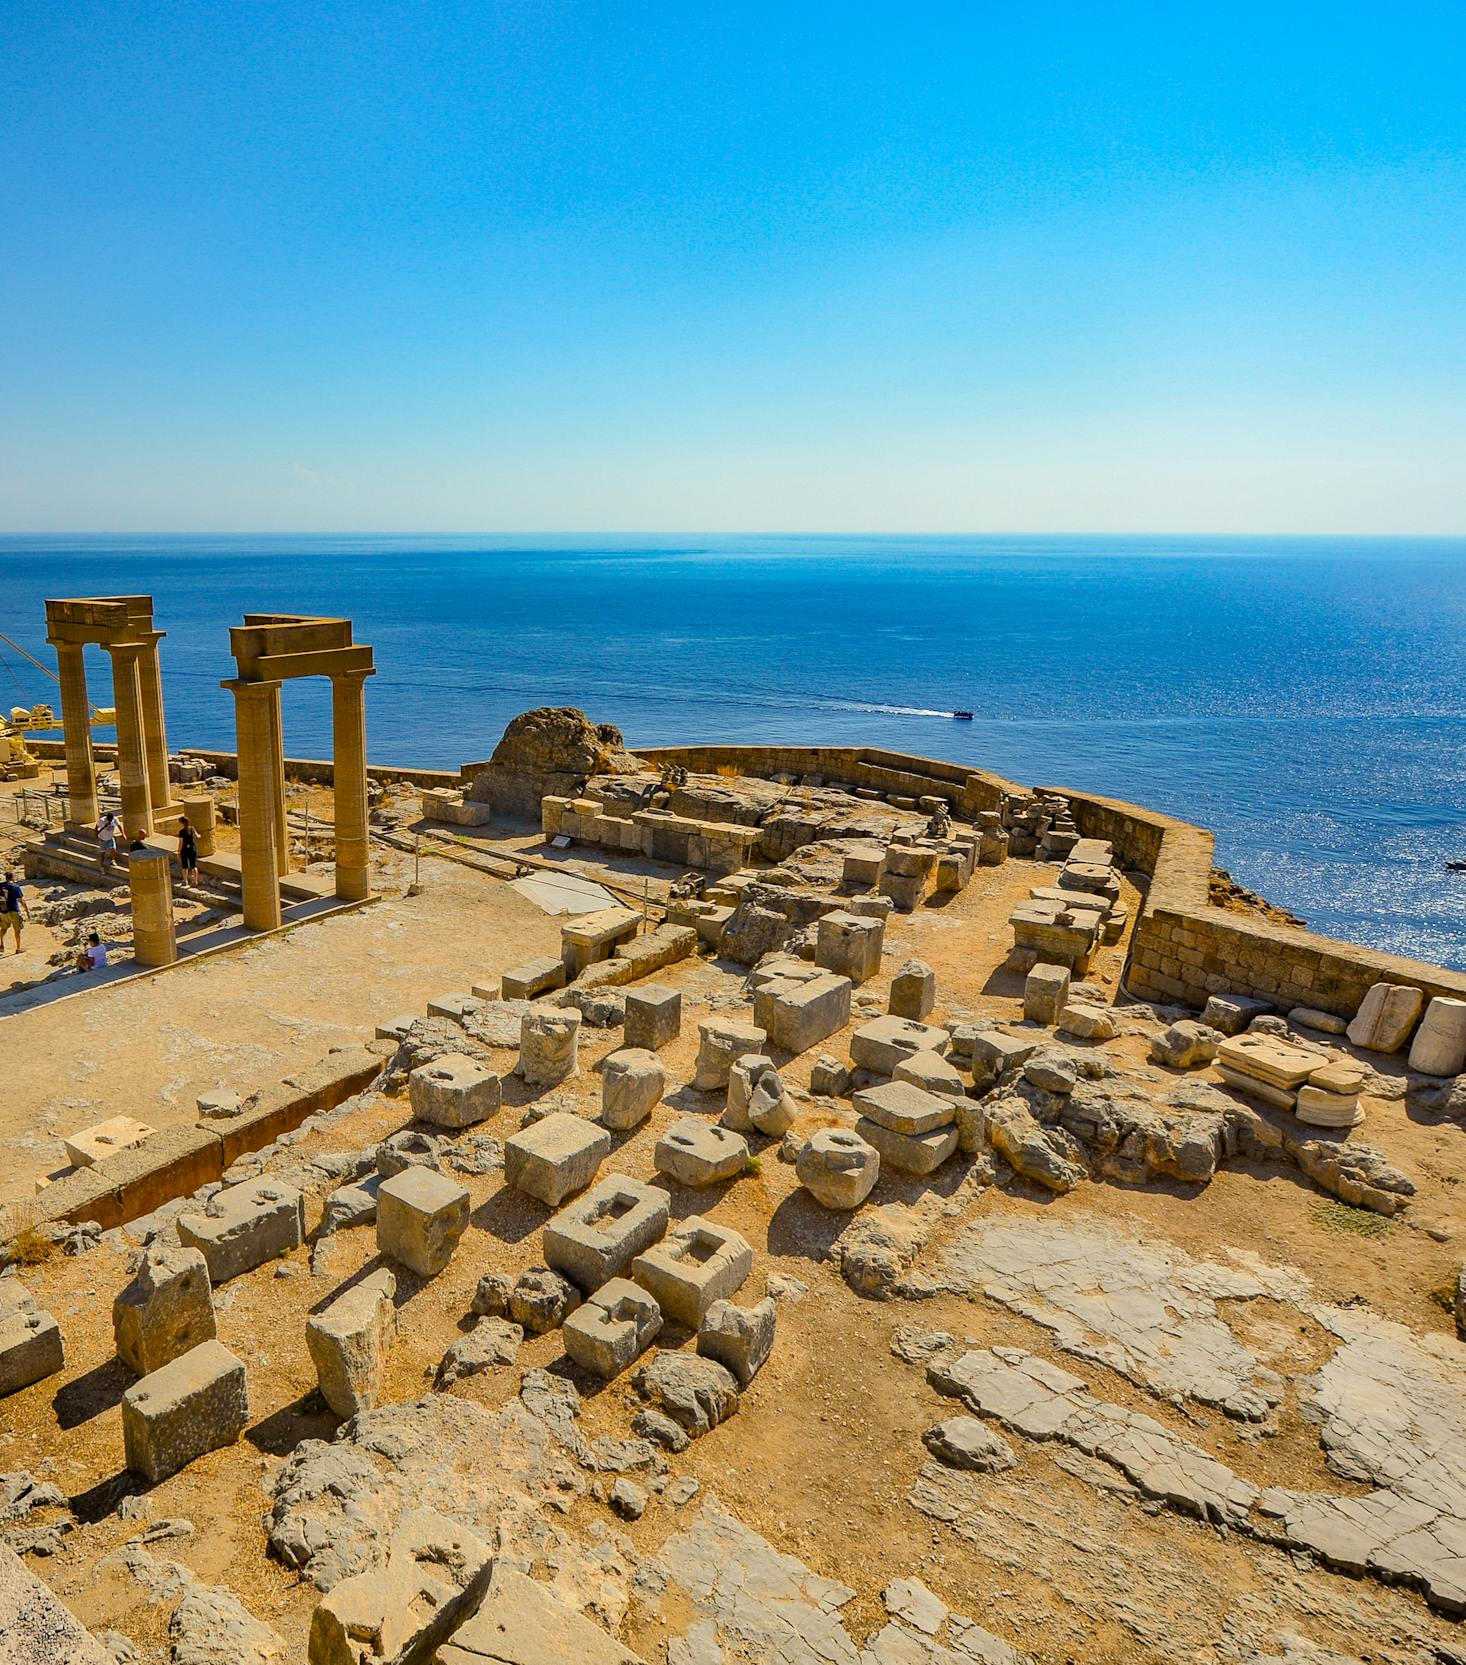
(464, 708, 644, 817)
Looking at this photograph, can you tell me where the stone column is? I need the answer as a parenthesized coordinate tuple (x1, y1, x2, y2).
(227, 679, 283, 933)
(107, 641, 154, 837)
(265, 683, 289, 875)
(129, 848, 177, 966)
(331, 670, 372, 901)
(181, 793, 216, 857)
(53, 640, 98, 827)
(137, 630, 172, 819)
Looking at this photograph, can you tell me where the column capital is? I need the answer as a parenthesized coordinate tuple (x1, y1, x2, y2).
(222, 677, 284, 697)
(329, 666, 376, 686)
(106, 638, 150, 659)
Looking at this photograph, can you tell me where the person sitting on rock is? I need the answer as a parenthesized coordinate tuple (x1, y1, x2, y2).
(73, 930, 108, 972)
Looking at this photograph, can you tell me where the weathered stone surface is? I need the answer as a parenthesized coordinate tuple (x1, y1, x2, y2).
(1023, 963, 1070, 1026)
(980, 1097, 1086, 1192)
(883, 1575, 946, 1636)
(112, 1244, 216, 1378)
(0, 1543, 116, 1663)
(1150, 1020, 1223, 1069)
(854, 1079, 956, 1136)
(696, 1297, 776, 1385)
(177, 1181, 305, 1284)
(1056, 1002, 1118, 1041)
(856, 1115, 958, 1176)
(889, 958, 936, 1021)
(922, 1415, 1017, 1472)
(693, 1018, 768, 1090)
(543, 1171, 669, 1292)
(1022, 1049, 1077, 1095)
(816, 910, 885, 984)
(929, 1346, 1259, 1524)
(850, 1015, 950, 1075)
(970, 1029, 1039, 1083)
(600, 1048, 666, 1130)
(754, 969, 853, 1054)
(1346, 982, 1424, 1053)
(0, 1282, 64, 1398)
(634, 1350, 739, 1436)
(375, 1166, 470, 1277)
(310, 1508, 492, 1665)
(435, 1316, 522, 1389)
(375, 1128, 444, 1178)
(808, 1053, 851, 1097)
(122, 1340, 248, 1483)
(505, 1111, 611, 1207)
(408, 1053, 501, 1129)
(724, 1054, 784, 1134)
(632, 1215, 753, 1327)
(563, 1277, 662, 1379)
(892, 1050, 967, 1101)
(836, 1205, 926, 1300)
(1407, 997, 1466, 1077)
(1288, 1005, 1349, 1035)
(508, 1265, 581, 1333)
(623, 984, 682, 1051)
(169, 1581, 284, 1665)
(439, 1563, 641, 1664)
(655, 1119, 749, 1188)
(941, 1217, 1287, 1418)
(1201, 994, 1273, 1036)
(306, 1269, 396, 1417)
(516, 1006, 582, 1087)
(796, 1128, 880, 1210)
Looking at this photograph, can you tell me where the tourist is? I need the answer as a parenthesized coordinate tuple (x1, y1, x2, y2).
(176, 816, 200, 886)
(73, 931, 108, 972)
(128, 829, 148, 853)
(96, 809, 121, 870)
(0, 870, 29, 955)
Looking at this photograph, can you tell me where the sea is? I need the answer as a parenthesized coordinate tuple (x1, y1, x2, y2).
(2, 534, 1464, 971)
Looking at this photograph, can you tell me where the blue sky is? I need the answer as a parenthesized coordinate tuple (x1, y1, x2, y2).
(2, 2, 1463, 532)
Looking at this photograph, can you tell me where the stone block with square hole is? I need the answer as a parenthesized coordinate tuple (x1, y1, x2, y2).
(796, 1128, 879, 1209)
(562, 1277, 663, 1378)
(505, 1111, 611, 1207)
(814, 911, 885, 985)
(623, 984, 681, 1051)
(121, 1338, 248, 1483)
(376, 1166, 470, 1276)
(542, 1172, 669, 1292)
(654, 1119, 748, 1188)
(409, 1052, 502, 1129)
(631, 1215, 753, 1328)
(752, 970, 852, 1055)
(177, 1179, 306, 1284)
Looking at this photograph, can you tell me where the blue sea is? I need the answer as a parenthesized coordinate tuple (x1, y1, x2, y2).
(2, 534, 1464, 971)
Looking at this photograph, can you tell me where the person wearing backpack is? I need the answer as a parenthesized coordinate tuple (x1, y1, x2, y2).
(0, 870, 30, 955)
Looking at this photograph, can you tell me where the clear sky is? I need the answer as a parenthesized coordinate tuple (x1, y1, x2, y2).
(2, 2, 1463, 533)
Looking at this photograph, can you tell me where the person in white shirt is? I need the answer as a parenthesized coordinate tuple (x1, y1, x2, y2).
(73, 931, 109, 972)
(96, 811, 121, 872)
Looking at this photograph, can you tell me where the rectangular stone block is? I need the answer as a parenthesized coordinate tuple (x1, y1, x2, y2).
(561, 1277, 663, 1378)
(505, 1112, 612, 1208)
(0, 1282, 64, 1397)
(121, 1339, 248, 1483)
(177, 1179, 305, 1283)
(1023, 963, 1070, 1025)
(849, 1014, 950, 1075)
(427, 992, 482, 1022)
(543, 1172, 669, 1292)
(631, 1215, 753, 1328)
(112, 1243, 215, 1377)
(305, 1267, 396, 1417)
(376, 1166, 470, 1276)
(622, 984, 681, 1051)
(853, 1079, 956, 1136)
(63, 1115, 155, 1169)
(855, 1115, 959, 1175)
(841, 843, 885, 886)
(814, 911, 885, 984)
(440, 1565, 643, 1665)
(561, 906, 641, 975)
(501, 957, 568, 1001)
(753, 971, 852, 1054)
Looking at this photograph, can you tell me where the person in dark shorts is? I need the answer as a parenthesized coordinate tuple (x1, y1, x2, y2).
(0, 871, 29, 954)
(177, 816, 200, 886)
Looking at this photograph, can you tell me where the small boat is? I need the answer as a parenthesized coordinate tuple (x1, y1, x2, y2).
(1447, 859, 1466, 873)
(951, 709, 974, 721)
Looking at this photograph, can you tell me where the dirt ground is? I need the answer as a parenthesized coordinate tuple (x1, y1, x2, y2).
(2, 803, 1465, 1663)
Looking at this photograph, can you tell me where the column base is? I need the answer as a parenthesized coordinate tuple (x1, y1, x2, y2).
(334, 866, 371, 902)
